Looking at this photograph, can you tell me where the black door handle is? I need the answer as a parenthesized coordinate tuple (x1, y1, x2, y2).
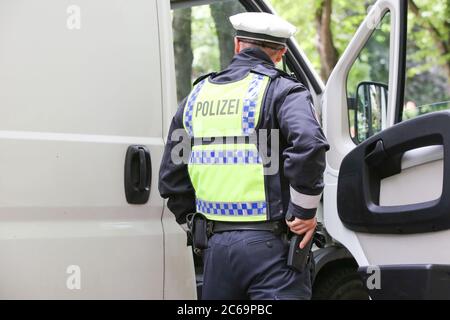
(125, 145, 151, 204)
(138, 149, 148, 191)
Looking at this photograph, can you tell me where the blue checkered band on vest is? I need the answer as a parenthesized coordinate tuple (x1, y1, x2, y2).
(184, 79, 206, 137)
(242, 73, 265, 135)
(189, 149, 262, 165)
(196, 199, 267, 216)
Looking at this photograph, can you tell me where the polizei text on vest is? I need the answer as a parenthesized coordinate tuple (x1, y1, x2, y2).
(195, 99, 241, 117)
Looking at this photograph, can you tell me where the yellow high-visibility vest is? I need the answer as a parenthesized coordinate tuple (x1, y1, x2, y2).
(183, 72, 270, 222)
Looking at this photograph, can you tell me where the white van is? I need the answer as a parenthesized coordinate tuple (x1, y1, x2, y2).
(0, 0, 448, 299)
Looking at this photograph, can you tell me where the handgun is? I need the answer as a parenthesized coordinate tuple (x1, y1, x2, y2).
(285, 212, 314, 272)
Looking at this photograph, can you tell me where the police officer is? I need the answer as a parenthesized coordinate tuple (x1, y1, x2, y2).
(159, 12, 329, 300)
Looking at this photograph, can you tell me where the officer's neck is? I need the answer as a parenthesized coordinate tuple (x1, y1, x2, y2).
(237, 47, 275, 66)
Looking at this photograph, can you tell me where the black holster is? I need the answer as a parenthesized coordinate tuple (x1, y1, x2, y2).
(286, 232, 314, 272)
(186, 213, 212, 255)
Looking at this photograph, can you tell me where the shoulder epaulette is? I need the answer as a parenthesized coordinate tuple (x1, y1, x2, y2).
(273, 67, 301, 83)
(193, 72, 217, 86)
(251, 64, 300, 83)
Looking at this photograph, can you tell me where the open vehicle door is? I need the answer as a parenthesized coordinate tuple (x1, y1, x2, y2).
(323, 0, 450, 299)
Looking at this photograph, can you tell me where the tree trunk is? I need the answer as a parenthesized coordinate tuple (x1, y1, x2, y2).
(409, 0, 450, 90)
(315, 0, 339, 82)
(172, 8, 193, 102)
(210, 2, 242, 70)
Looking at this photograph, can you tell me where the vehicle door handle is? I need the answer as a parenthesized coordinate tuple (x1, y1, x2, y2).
(364, 140, 388, 168)
(124, 145, 151, 204)
(138, 149, 148, 191)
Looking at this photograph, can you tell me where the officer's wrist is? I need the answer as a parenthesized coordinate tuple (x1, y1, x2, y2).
(287, 201, 316, 220)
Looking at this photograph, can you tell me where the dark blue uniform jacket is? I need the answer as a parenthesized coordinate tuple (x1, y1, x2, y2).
(159, 47, 329, 224)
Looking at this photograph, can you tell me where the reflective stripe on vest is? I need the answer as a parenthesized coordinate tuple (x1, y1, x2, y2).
(189, 149, 262, 165)
(183, 73, 270, 222)
(196, 199, 266, 217)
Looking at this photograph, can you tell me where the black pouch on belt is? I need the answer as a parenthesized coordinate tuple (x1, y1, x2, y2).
(187, 213, 209, 254)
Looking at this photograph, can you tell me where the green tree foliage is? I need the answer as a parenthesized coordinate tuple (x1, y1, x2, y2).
(269, 0, 321, 71)
(172, 1, 246, 102)
(270, 0, 450, 119)
(191, 5, 221, 81)
(211, 1, 243, 70)
(172, 0, 449, 114)
(405, 0, 450, 112)
(270, 0, 369, 77)
(172, 7, 193, 101)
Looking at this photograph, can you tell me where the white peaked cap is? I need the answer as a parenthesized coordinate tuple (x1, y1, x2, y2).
(229, 12, 297, 45)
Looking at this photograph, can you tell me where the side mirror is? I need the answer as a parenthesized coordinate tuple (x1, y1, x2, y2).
(354, 81, 388, 143)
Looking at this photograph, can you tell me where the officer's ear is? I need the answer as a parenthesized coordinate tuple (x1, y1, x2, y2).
(234, 37, 241, 54)
(273, 47, 288, 64)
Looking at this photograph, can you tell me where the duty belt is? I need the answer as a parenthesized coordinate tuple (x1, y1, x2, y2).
(211, 220, 286, 235)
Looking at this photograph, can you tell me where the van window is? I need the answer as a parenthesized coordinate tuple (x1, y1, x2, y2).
(346, 12, 391, 144)
(346, 3, 450, 143)
(402, 3, 450, 121)
(171, 0, 246, 103)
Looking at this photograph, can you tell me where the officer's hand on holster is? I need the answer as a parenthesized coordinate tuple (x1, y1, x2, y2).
(286, 216, 317, 249)
(285, 214, 316, 272)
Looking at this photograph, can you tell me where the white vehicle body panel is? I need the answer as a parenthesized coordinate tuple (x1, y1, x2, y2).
(0, 0, 195, 299)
